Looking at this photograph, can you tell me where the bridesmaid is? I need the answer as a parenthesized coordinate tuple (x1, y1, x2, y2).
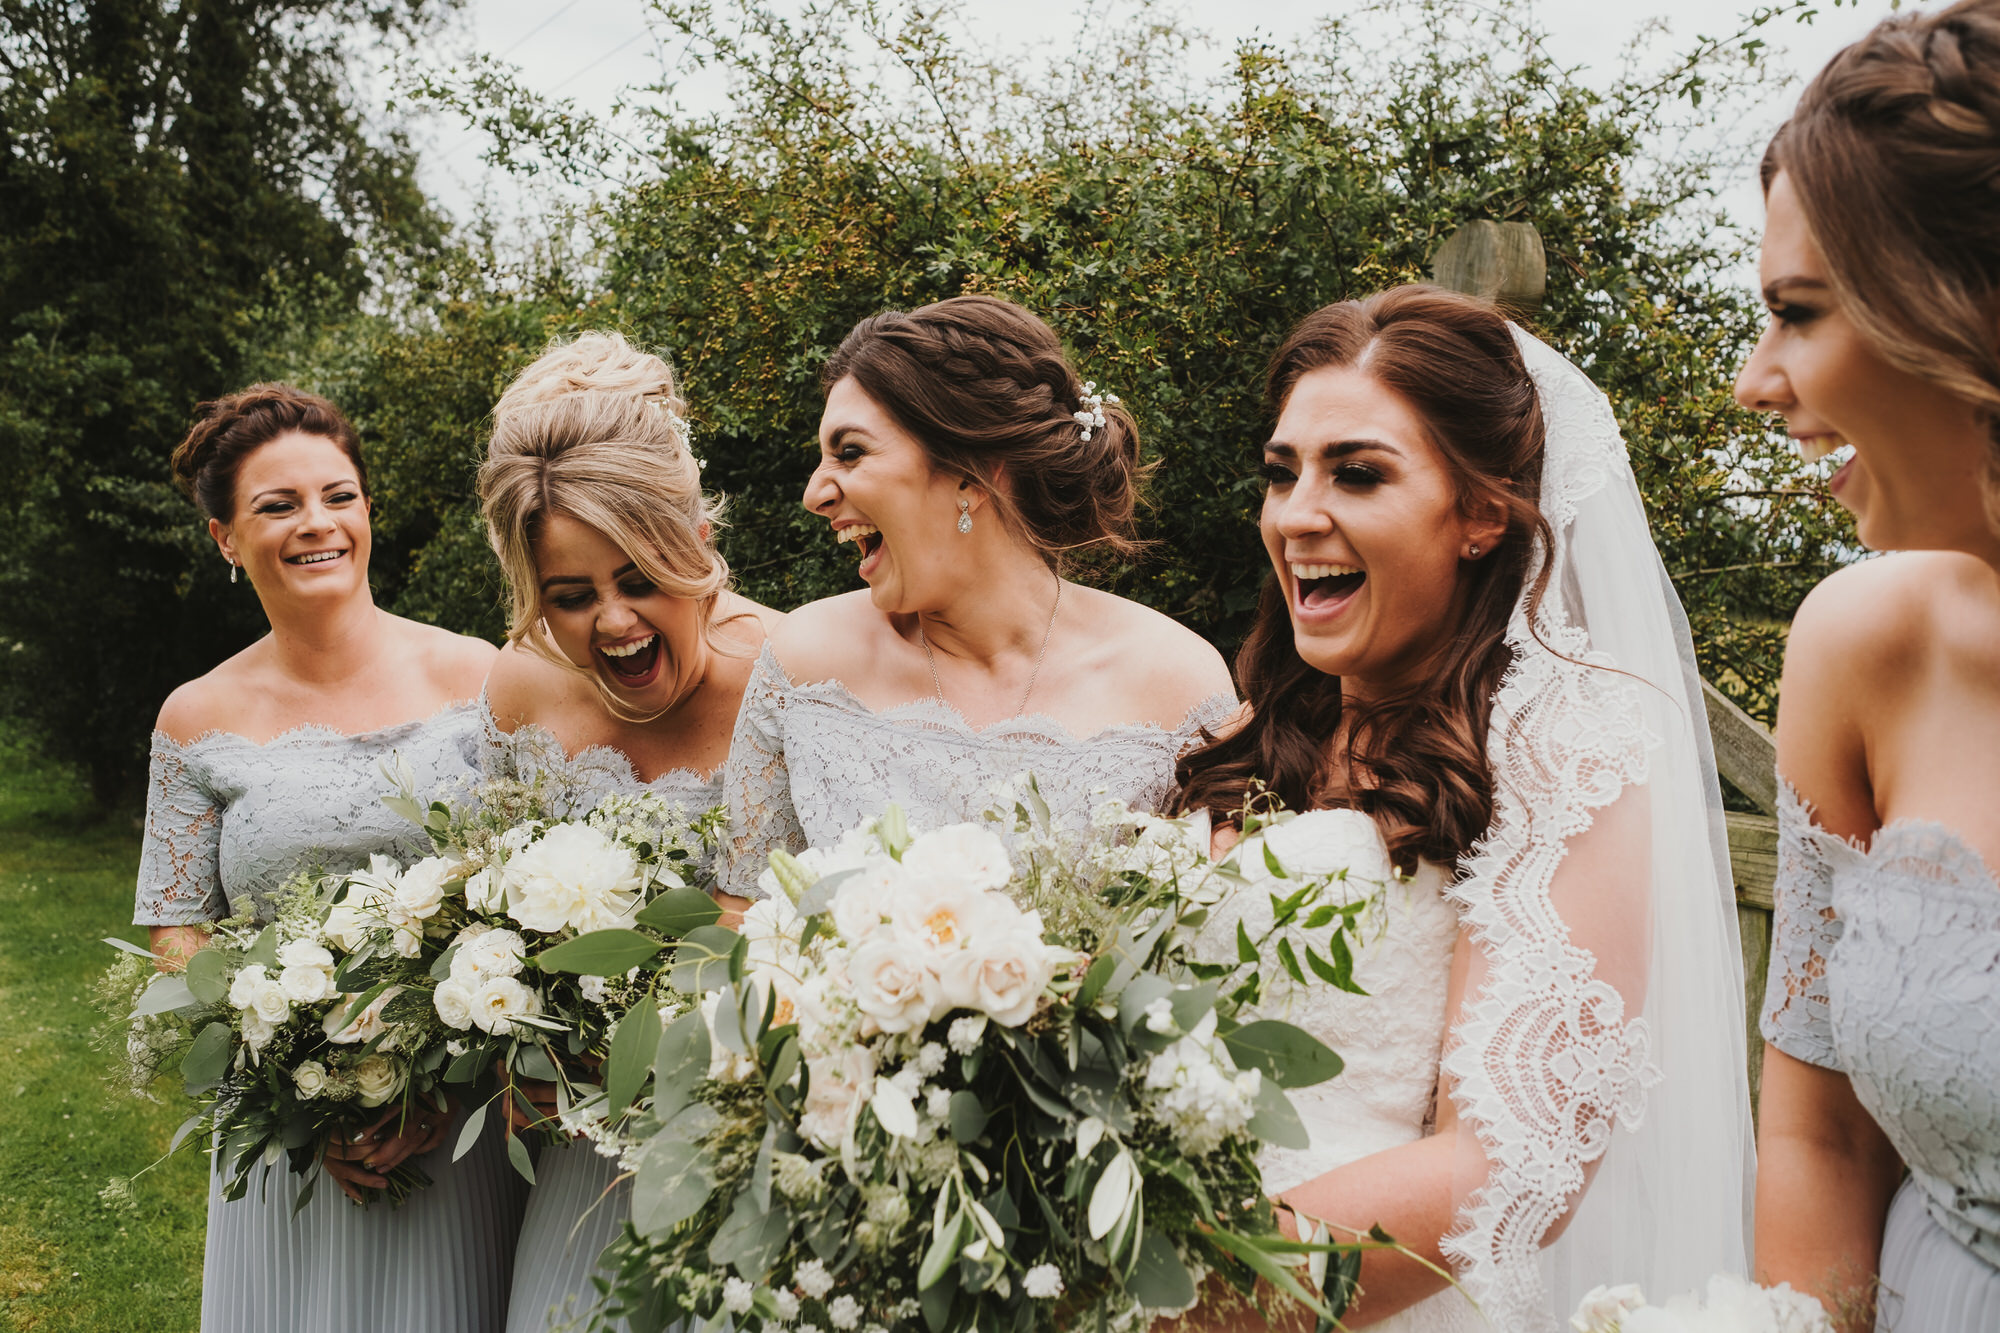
(135, 385, 526, 1333)
(721, 293, 1235, 893)
(476, 332, 780, 1333)
(1737, 3, 2000, 1329)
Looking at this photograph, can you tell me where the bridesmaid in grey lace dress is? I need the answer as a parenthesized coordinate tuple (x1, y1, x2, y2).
(721, 295, 1235, 895)
(1736, 5, 2000, 1327)
(475, 332, 781, 1333)
(135, 384, 526, 1333)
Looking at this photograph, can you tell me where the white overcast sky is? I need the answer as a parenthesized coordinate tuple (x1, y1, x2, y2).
(404, 0, 1921, 236)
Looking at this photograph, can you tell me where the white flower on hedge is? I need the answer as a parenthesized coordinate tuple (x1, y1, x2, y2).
(503, 822, 643, 934)
(848, 935, 937, 1034)
(353, 1053, 403, 1107)
(1023, 1264, 1064, 1300)
(900, 822, 1012, 892)
(323, 986, 403, 1046)
(934, 918, 1060, 1027)
(1241, 808, 1392, 886)
(450, 928, 526, 985)
(470, 976, 542, 1035)
(1571, 1284, 1647, 1333)
(433, 979, 477, 1030)
(394, 855, 458, 920)
(291, 1060, 329, 1098)
(721, 1277, 755, 1316)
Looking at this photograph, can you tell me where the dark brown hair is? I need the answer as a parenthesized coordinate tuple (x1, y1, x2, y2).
(170, 383, 368, 521)
(1763, 0, 2000, 516)
(820, 294, 1147, 562)
(1176, 285, 1552, 872)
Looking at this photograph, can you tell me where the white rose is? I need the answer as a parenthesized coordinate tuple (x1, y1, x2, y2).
(1245, 808, 1392, 886)
(394, 855, 458, 920)
(433, 979, 477, 1030)
(320, 904, 373, 953)
(502, 822, 643, 934)
(323, 986, 403, 1046)
(276, 939, 334, 971)
(847, 936, 937, 1035)
(291, 1060, 328, 1098)
(463, 867, 506, 915)
(239, 1012, 277, 1055)
(827, 857, 906, 943)
(888, 880, 1007, 956)
(900, 823, 1012, 892)
(450, 928, 526, 985)
(249, 978, 293, 1024)
(353, 1054, 403, 1108)
(228, 963, 271, 1011)
(470, 976, 543, 1035)
(935, 921, 1057, 1027)
(278, 962, 336, 1005)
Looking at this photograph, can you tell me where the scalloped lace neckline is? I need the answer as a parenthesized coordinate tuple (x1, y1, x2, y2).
(153, 697, 480, 752)
(1781, 777, 2000, 899)
(757, 642, 1232, 745)
(484, 699, 719, 790)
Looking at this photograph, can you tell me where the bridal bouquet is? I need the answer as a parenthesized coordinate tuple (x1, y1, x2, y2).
(104, 757, 727, 1205)
(1571, 1277, 1832, 1333)
(590, 785, 1393, 1333)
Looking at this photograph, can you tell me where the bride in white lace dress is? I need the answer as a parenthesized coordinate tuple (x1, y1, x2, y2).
(720, 294, 1235, 895)
(472, 332, 781, 1333)
(1176, 287, 1754, 1330)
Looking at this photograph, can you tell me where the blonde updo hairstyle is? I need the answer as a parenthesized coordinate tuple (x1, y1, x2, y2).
(479, 331, 729, 721)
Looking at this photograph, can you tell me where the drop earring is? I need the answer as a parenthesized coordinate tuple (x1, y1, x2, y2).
(229, 558, 239, 584)
(957, 497, 973, 535)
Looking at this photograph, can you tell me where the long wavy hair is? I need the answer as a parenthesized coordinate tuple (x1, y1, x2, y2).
(1177, 286, 1553, 872)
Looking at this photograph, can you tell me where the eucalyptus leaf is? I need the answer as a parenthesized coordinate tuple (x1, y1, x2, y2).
(453, 1100, 489, 1162)
(169, 1112, 203, 1154)
(512, 1042, 560, 1082)
(652, 1009, 712, 1119)
(1223, 1020, 1344, 1089)
(1115, 973, 1174, 1037)
(633, 1135, 717, 1237)
(606, 1001, 663, 1113)
(103, 936, 162, 959)
(634, 886, 724, 936)
(183, 947, 229, 1004)
(505, 1131, 537, 1184)
(1129, 1229, 1197, 1309)
(793, 866, 861, 918)
(918, 1209, 967, 1291)
(241, 925, 280, 970)
(180, 1021, 233, 1091)
(131, 974, 196, 1018)
(1245, 1076, 1310, 1149)
(538, 929, 663, 976)
(708, 1187, 792, 1278)
(947, 1090, 989, 1145)
(667, 924, 743, 993)
(1235, 919, 1258, 965)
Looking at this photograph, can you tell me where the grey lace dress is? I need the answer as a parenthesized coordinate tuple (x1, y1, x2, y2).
(481, 704, 723, 1333)
(718, 642, 1235, 898)
(1760, 780, 2000, 1331)
(133, 703, 529, 1333)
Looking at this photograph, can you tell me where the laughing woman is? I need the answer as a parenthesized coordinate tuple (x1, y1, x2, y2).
(135, 385, 526, 1333)
(475, 332, 780, 1333)
(1739, 4, 2000, 1329)
(720, 294, 1236, 892)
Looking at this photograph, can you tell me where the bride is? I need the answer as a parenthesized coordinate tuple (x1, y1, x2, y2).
(1177, 286, 1754, 1329)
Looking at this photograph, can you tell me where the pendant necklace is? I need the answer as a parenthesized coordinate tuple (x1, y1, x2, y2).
(917, 578, 1062, 719)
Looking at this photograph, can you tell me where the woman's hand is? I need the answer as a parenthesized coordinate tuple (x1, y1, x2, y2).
(321, 1094, 455, 1203)
(500, 1071, 563, 1135)
(147, 924, 208, 973)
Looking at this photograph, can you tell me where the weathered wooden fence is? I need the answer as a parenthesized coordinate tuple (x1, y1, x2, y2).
(1703, 680, 1779, 1110)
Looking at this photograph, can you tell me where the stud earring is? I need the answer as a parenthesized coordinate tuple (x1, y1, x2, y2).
(229, 559, 239, 584)
(1467, 544, 1481, 558)
(957, 497, 973, 535)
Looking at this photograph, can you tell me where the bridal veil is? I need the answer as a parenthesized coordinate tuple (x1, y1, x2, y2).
(1435, 329, 1755, 1327)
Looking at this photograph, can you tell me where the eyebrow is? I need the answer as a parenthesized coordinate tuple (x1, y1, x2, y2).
(823, 425, 875, 449)
(1263, 438, 1402, 461)
(248, 479, 360, 504)
(1761, 277, 1830, 302)
(539, 561, 639, 592)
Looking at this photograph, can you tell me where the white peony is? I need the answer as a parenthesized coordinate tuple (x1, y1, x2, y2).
(469, 976, 542, 1035)
(503, 822, 644, 934)
(900, 823, 1012, 892)
(291, 1060, 328, 1098)
(393, 855, 459, 920)
(847, 936, 937, 1035)
(1243, 808, 1392, 886)
(353, 1053, 403, 1108)
(322, 986, 402, 1046)
(934, 918, 1060, 1027)
(433, 979, 476, 1030)
(450, 928, 526, 985)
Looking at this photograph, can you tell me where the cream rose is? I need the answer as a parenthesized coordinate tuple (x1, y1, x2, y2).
(352, 1054, 403, 1108)
(888, 880, 1006, 956)
(935, 921, 1058, 1027)
(827, 858, 905, 944)
(502, 822, 643, 934)
(901, 823, 1012, 892)
(291, 1060, 328, 1098)
(432, 979, 476, 1030)
(322, 986, 402, 1046)
(450, 928, 526, 985)
(847, 936, 937, 1035)
(469, 976, 542, 1035)
(393, 855, 458, 920)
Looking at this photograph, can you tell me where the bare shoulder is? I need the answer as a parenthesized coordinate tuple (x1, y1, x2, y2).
(482, 640, 589, 734)
(154, 645, 268, 745)
(765, 590, 888, 684)
(1784, 554, 1947, 696)
(1072, 587, 1236, 720)
(394, 615, 498, 700)
(715, 591, 785, 653)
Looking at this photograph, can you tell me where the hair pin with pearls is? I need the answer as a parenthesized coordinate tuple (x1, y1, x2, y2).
(1073, 382, 1120, 442)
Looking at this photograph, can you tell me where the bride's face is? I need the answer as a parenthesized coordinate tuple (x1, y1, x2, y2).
(805, 376, 974, 614)
(532, 513, 708, 711)
(1261, 366, 1494, 694)
(1735, 170, 1992, 554)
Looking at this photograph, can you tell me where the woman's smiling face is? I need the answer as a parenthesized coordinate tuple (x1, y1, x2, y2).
(1734, 170, 1993, 554)
(1261, 365, 1494, 695)
(804, 376, 971, 613)
(533, 512, 708, 708)
(213, 431, 371, 601)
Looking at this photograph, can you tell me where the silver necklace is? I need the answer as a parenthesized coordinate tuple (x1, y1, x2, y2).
(917, 578, 1062, 718)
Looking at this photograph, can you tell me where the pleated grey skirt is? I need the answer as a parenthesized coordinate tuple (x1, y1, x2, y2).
(506, 1144, 630, 1333)
(200, 1109, 530, 1333)
(1876, 1178, 2000, 1332)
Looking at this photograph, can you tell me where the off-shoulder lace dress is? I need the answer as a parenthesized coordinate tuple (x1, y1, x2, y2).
(718, 643, 1234, 896)
(132, 704, 527, 1333)
(480, 701, 723, 1333)
(1760, 780, 2000, 1331)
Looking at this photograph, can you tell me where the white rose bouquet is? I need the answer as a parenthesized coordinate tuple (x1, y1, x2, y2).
(1571, 1276, 1833, 1333)
(591, 784, 1395, 1333)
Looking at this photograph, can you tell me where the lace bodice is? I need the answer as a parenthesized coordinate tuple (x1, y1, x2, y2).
(133, 704, 484, 926)
(1760, 781, 2000, 1266)
(719, 644, 1234, 897)
(477, 697, 722, 871)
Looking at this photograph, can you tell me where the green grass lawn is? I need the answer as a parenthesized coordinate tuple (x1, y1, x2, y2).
(0, 732, 205, 1332)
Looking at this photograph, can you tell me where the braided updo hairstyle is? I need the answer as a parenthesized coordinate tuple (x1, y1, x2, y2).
(169, 384, 367, 521)
(479, 331, 729, 719)
(820, 295, 1148, 564)
(1764, 0, 2000, 520)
